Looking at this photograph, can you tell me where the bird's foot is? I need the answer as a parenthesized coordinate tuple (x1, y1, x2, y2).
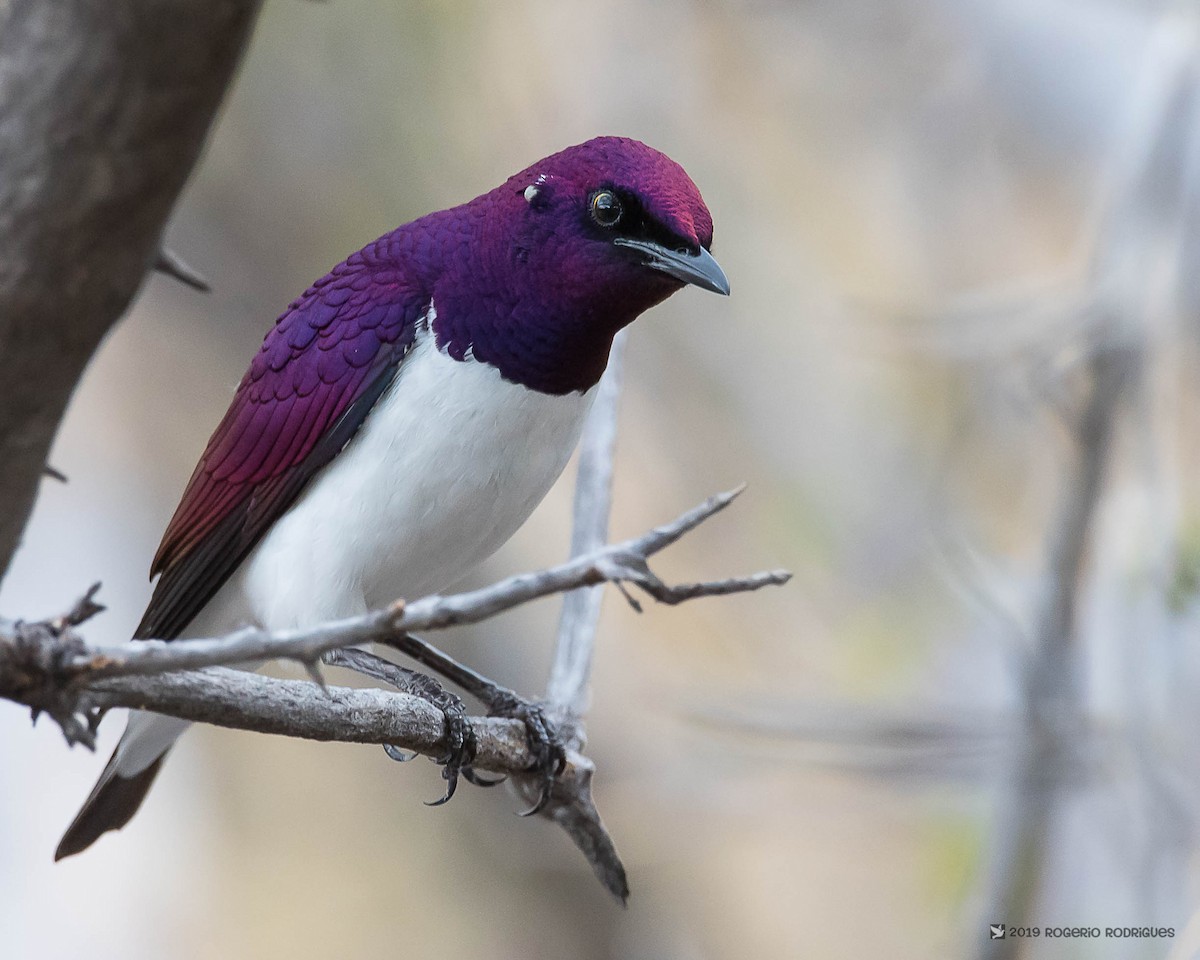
(487, 690, 568, 816)
(321, 648, 482, 804)
(399, 670, 481, 806)
(366, 634, 564, 805)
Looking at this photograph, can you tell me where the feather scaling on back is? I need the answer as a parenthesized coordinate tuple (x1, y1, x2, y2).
(135, 246, 427, 642)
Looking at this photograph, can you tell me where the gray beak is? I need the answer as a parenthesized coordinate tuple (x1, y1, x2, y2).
(613, 238, 731, 295)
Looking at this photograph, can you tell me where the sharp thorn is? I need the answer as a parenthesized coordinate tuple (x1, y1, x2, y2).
(64, 583, 106, 627)
(303, 659, 329, 692)
(86, 707, 107, 735)
(614, 580, 643, 613)
(43, 465, 68, 483)
(154, 247, 211, 292)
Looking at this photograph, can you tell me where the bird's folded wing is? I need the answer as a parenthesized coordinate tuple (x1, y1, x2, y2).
(135, 259, 428, 641)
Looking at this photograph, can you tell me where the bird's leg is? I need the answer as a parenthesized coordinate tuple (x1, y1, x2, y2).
(377, 633, 568, 815)
(320, 647, 496, 803)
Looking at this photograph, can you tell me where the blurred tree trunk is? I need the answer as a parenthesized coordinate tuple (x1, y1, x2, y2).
(0, 0, 262, 584)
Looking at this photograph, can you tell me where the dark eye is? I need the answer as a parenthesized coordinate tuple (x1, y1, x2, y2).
(590, 190, 623, 227)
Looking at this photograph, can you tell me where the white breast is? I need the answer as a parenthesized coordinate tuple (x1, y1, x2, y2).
(200, 318, 596, 633)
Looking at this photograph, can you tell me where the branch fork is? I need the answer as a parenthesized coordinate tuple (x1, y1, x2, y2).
(0, 334, 790, 901)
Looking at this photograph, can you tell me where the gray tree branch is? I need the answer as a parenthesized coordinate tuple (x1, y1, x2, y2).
(0, 0, 262, 584)
(50, 488, 785, 684)
(547, 328, 627, 728)
(526, 329, 627, 896)
(0, 491, 789, 900)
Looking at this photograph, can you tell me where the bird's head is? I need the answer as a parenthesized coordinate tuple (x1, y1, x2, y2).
(503, 136, 728, 303)
(430, 137, 728, 393)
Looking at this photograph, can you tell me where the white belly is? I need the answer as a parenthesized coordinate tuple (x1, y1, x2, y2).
(200, 325, 596, 633)
(115, 321, 596, 775)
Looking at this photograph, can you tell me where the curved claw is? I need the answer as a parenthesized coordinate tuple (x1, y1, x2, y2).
(383, 744, 416, 762)
(462, 767, 506, 788)
(517, 787, 552, 818)
(515, 741, 566, 816)
(486, 693, 567, 816)
(424, 702, 477, 806)
(425, 764, 460, 806)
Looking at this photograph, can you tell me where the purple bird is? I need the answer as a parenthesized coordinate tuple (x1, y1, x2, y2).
(56, 136, 728, 859)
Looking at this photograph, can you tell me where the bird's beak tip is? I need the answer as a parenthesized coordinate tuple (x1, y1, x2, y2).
(615, 238, 731, 297)
(687, 247, 730, 296)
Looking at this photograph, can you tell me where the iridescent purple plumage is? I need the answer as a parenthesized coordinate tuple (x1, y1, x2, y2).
(137, 136, 718, 641)
(59, 136, 727, 862)
(429, 137, 715, 392)
(138, 250, 424, 639)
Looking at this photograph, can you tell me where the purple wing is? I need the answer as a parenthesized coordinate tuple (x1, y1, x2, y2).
(135, 253, 427, 641)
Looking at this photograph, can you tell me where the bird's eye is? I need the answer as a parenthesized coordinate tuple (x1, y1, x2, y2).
(590, 190, 623, 228)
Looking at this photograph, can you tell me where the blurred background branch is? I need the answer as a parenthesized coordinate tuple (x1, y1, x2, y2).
(981, 343, 1136, 960)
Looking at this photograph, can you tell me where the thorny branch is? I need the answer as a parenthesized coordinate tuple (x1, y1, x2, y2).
(0, 0, 261, 583)
(0, 490, 789, 901)
(55, 488, 782, 681)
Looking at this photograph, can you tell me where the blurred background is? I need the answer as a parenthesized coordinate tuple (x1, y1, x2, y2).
(4, 0, 1200, 957)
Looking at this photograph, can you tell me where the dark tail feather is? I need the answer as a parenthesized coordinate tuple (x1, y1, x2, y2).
(55, 750, 167, 861)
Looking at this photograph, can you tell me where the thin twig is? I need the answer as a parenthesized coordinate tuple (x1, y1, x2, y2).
(153, 247, 211, 292)
(70, 488, 786, 682)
